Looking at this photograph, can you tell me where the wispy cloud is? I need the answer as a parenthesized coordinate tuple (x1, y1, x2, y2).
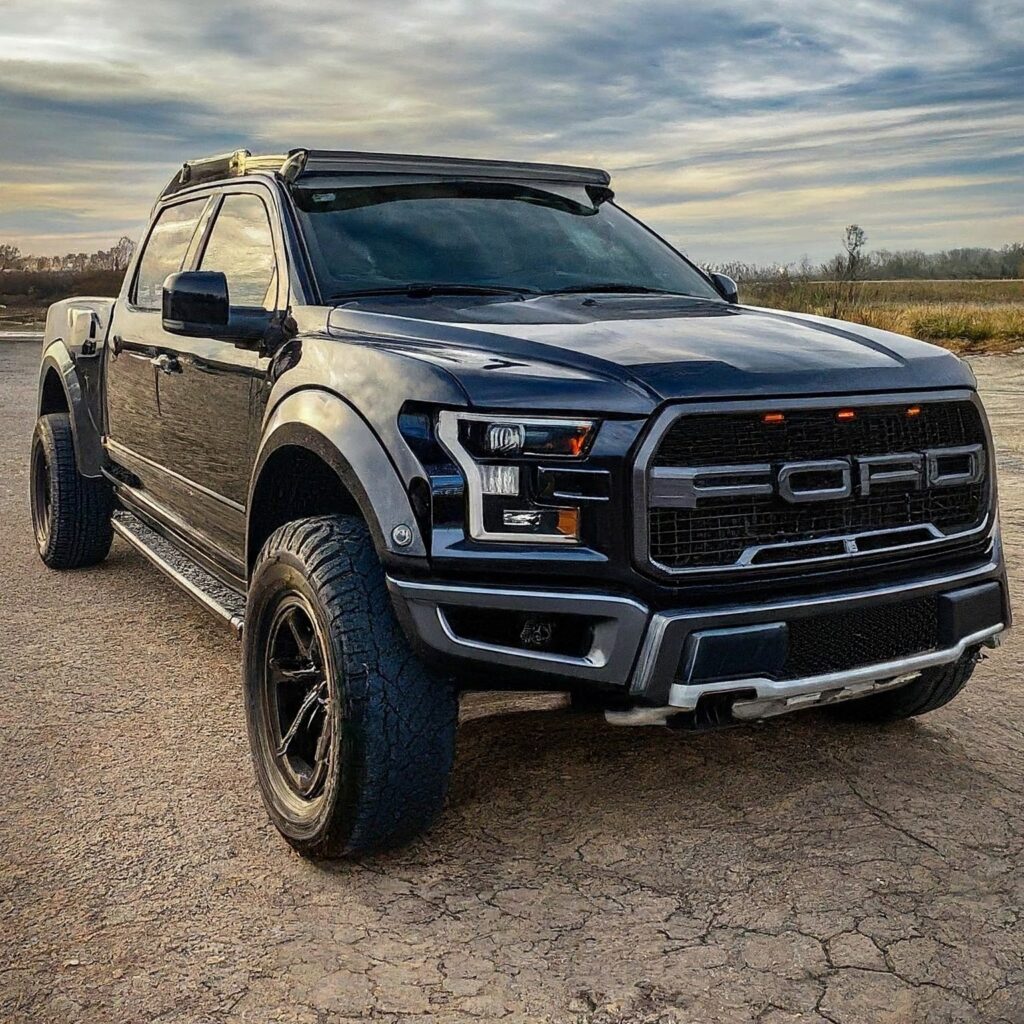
(1, 0, 1021, 261)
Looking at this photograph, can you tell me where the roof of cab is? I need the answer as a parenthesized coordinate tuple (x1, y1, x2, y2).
(159, 147, 611, 199)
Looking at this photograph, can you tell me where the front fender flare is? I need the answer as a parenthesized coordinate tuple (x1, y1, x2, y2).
(249, 389, 428, 565)
(38, 341, 104, 478)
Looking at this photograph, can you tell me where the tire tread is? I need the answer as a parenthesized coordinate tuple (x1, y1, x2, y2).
(33, 413, 112, 569)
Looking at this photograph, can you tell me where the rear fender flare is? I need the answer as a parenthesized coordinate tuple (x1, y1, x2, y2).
(38, 341, 104, 478)
(249, 389, 428, 565)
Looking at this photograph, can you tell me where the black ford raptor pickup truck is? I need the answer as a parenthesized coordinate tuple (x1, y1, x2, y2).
(31, 147, 1011, 857)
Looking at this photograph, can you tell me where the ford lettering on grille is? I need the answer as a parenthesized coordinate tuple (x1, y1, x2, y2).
(649, 445, 985, 509)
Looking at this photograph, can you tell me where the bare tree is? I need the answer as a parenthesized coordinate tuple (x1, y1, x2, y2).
(0, 243, 22, 272)
(823, 224, 868, 317)
(109, 236, 137, 272)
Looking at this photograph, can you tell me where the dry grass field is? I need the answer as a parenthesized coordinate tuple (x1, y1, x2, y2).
(742, 278, 1024, 355)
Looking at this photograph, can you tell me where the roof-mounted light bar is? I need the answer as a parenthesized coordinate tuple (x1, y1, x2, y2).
(296, 150, 610, 186)
(158, 147, 609, 200)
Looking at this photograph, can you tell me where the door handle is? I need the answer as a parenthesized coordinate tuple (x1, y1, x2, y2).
(150, 353, 182, 374)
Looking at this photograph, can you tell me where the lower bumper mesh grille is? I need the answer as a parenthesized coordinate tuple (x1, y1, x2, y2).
(781, 596, 939, 680)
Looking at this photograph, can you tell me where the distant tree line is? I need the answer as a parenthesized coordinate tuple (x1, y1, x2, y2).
(0, 238, 138, 311)
(5, 233, 1023, 282)
(0, 237, 137, 274)
(708, 238, 1024, 284)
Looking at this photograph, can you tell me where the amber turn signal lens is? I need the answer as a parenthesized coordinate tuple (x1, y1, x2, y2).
(836, 409, 857, 421)
(556, 508, 580, 537)
(565, 428, 589, 457)
(761, 412, 785, 424)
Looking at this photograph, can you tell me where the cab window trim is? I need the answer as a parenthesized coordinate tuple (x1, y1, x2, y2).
(127, 194, 214, 313)
(192, 189, 283, 314)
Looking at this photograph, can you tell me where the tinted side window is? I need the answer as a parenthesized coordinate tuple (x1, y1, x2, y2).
(199, 194, 278, 309)
(133, 200, 207, 310)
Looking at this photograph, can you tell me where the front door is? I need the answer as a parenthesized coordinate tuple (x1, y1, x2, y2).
(105, 195, 212, 513)
(153, 191, 281, 578)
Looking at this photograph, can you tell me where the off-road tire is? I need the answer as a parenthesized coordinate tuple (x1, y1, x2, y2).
(30, 412, 113, 569)
(831, 649, 980, 722)
(244, 514, 458, 858)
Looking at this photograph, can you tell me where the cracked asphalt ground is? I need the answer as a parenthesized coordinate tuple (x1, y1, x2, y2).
(2, 339, 1023, 1024)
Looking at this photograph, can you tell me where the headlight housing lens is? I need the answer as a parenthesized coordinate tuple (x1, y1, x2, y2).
(465, 419, 594, 458)
(437, 411, 596, 543)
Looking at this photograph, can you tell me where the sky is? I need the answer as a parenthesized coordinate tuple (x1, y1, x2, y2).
(1, 0, 1022, 265)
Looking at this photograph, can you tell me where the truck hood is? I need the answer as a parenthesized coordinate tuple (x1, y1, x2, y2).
(325, 294, 975, 407)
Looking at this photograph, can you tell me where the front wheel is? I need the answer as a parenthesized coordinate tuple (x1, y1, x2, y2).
(243, 515, 458, 858)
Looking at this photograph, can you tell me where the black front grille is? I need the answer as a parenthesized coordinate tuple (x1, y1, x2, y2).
(647, 400, 988, 570)
(781, 596, 939, 679)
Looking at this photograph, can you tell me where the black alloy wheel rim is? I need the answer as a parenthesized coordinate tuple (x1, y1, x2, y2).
(262, 594, 335, 801)
(30, 437, 51, 551)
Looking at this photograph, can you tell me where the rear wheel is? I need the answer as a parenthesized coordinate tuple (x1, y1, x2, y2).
(244, 514, 458, 858)
(30, 412, 112, 569)
(831, 650, 980, 722)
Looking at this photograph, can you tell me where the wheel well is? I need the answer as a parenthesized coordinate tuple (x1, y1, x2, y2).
(247, 445, 364, 573)
(40, 368, 69, 416)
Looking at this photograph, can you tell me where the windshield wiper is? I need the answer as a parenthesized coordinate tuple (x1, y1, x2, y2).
(330, 283, 535, 300)
(543, 283, 701, 297)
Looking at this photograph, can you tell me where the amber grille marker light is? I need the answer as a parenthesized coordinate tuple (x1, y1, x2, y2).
(836, 409, 857, 421)
(761, 412, 785, 424)
(907, 405, 922, 418)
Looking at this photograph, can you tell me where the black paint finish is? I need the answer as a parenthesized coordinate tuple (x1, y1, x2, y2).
(36, 153, 1005, 693)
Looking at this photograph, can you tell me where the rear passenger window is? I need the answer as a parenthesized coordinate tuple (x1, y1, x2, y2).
(199, 194, 278, 309)
(132, 199, 207, 310)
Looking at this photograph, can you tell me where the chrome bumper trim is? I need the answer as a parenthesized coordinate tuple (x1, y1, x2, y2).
(668, 623, 1005, 711)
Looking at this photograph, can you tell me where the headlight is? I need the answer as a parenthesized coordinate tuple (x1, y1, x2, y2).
(437, 411, 596, 543)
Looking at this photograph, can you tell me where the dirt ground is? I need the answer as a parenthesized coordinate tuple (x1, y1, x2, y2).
(2, 339, 1022, 1024)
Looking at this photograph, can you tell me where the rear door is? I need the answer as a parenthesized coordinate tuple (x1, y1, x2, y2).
(105, 196, 212, 496)
(150, 189, 282, 578)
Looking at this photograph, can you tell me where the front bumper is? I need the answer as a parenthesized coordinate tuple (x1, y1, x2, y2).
(388, 555, 1010, 713)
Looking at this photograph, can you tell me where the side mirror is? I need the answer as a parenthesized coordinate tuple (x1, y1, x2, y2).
(162, 271, 269, 345)
(709, 272, 739, 305)
(162, 271, 230, 335)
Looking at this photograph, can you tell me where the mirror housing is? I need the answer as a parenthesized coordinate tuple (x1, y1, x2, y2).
(162, 271, 269, 345)
(709, 272, 739, 305)
(162, 271, 229, 333)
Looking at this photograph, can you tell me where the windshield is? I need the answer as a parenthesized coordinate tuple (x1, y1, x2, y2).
(292, 182, 720, 301)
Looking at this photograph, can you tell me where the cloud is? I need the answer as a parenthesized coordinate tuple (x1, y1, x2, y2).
(0, 0, 1021, 261)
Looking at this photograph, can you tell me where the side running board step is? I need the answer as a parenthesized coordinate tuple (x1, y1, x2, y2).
(111, 510, 246, 636)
